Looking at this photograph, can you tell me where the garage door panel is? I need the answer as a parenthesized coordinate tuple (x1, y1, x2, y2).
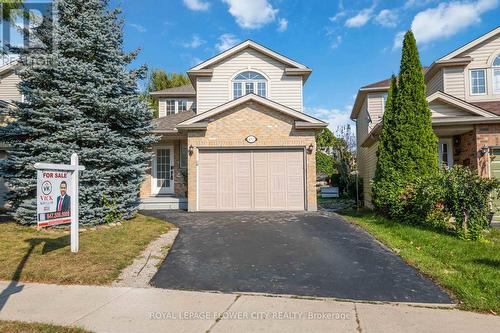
(198, 149, 305, 211)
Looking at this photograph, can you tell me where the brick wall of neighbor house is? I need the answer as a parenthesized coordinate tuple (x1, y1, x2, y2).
(187, 102, 318, 212)
(453, 129, 478, 169)
(453, 124, 500, 178)
(139, 138, 188, 198)
(475, 124, 500, 178)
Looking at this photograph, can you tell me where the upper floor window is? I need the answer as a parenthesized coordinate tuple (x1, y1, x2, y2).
(470, 69, 486, 95)
(163, 99, 189, 117)
(166, 100, 176, 115)
(232, 71, 267, 99)
(178, 100, 187, 112)
(494, 55, 500, 94)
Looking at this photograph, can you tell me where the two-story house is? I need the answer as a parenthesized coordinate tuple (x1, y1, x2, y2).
(141, 40, 327, 211)
(0, 60, 22, 209)
(352, 27, 500, 209)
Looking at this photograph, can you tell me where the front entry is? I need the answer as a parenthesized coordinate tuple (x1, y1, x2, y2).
(152, 146, 174, 195)
(197, 149, 305, 211)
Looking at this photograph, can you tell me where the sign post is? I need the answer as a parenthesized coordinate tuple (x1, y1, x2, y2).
(34, 153, 85, 253)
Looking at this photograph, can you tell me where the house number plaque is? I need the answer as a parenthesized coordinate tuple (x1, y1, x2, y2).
(246, 135, 257, 143)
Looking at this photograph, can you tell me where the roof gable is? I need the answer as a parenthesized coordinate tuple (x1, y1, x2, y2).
(177, 94, 326, 129)
(439, 26, 500, 61)
(190, 40, 308, 71)
(427, 91, 497, 117)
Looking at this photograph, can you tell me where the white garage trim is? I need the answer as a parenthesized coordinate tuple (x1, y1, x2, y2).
(196, 147, 308, 211)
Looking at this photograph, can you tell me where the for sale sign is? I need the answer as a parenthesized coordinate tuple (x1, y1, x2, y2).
(37, 170, 72, 227)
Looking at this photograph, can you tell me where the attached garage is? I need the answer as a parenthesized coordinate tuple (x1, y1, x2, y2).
(198, 149, 305, 211)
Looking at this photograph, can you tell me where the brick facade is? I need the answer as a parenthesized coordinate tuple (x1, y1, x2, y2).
(186, 102, 318, 212)
(453, 124, 500, 178)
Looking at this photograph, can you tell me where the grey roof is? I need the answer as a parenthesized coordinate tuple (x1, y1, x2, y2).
(152, 111, 196, 132)
(150, 84, 196, 97)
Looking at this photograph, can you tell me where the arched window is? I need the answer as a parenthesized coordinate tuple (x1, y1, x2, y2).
(494, 55, 500, 94)
(232, 71, 267, 99)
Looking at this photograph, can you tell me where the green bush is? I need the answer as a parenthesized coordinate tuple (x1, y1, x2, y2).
(442, 166, 499, 240)
(384, 166, 499, 240)
(316, 151, 335, 176)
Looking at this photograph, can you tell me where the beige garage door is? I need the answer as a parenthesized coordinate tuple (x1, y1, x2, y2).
(198, 149, 305, 211)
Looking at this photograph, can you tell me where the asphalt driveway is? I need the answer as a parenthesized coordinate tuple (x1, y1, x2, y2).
(146, 210, 452, 304)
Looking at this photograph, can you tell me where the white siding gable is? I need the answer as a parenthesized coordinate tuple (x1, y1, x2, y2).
(196, 48, 303, 113)
(456, 33, 500, 102)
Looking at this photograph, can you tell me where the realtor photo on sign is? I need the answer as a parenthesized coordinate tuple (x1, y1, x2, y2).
(37, 170, 72, 227)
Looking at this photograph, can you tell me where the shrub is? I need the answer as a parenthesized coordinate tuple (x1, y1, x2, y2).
(383, 166, 499, 240)
(442, 166, 499, 240)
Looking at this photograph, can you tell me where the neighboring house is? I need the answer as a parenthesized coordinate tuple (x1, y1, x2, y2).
(0, 60, 21, 210)
(352, 27, 500, 209)
(142, 40, 328, 211)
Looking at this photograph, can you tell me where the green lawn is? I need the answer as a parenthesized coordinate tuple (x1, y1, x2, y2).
(0, 320, 92, 333)
(0, 214, 174, 285)
(339, 209, 500, 313)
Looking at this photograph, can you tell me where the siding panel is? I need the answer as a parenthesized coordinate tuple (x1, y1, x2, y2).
(197, 48, 303, 113)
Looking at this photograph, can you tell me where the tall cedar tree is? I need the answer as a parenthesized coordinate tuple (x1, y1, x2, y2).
(372, 31, 437, 211)
(372, 76, 399, 210)
(393, 31, 438, 179)
(0, 0, 156, 225)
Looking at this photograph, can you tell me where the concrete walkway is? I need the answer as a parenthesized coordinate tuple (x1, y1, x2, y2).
(0, 281, 498, 332)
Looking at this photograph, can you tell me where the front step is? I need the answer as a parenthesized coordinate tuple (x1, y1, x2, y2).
(139, 196, 187, 210)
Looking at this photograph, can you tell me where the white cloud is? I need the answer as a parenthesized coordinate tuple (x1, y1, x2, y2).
(345, 8, 373, 28)
(183, 34, 205, 48)
(129, 23, 146, 33)
(183, 0, 209, 11)
(393, 31, 405, 50)
(222, 0, 278, 29)
(329, 11, 346, 22)
(216, 33, 240, 52)
(305, 107, 353, 130)
(375, 9, 398, 28)
(399, 0, 499, 47)
(331, 35, 342, 49)
(277, 18, 288, 32)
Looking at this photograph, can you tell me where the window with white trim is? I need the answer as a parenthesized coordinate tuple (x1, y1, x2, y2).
(494, 55, 500, 94)
(438, 138, 453, 168)
(178, 100, 187, 112)
(166, 100, 176, 115)
(232, 71, 267, 99)
(470, 69, 486, 95)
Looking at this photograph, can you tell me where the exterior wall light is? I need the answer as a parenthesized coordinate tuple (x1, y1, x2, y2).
(307, 143, 314, 154)
(188, 145, 194, 156)
(480, 145, 489, 157)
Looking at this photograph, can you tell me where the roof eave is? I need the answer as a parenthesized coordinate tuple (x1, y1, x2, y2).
(350, 86, 390, 120)
(424, 57, 472, 82)
(295, 121, 328, 129)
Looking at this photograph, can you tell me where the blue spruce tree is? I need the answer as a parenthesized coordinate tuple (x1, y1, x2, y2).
(0, 0, 156, 225)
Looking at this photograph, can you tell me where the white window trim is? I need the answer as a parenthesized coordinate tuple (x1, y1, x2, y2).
(494, 68, 500, 94)
(231, 70, 268, 100)
(469, 69, 487, 96)
(162, 99, 190, 117)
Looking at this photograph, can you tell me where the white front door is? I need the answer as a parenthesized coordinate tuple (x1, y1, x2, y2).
(438, 138, 453, 168)
(152, 146, 174, 195)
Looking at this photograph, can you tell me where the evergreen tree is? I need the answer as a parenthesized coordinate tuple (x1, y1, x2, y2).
(0, 0, 156, 225)
(372, 76, 399, 210)
(372, 30, 438, 213)
(393, 30, 438, 179)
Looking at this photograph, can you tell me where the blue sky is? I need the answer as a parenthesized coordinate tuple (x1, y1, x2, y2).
(8, 1, 500, 128)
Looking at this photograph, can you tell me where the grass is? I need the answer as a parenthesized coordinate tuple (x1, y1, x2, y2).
(339, 209, 500, 313)
(0, 320, 92, 333)
(0, 214, 174, 285)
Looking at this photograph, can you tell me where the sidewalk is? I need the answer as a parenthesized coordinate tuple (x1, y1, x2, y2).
(0, 280, 498, 333)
